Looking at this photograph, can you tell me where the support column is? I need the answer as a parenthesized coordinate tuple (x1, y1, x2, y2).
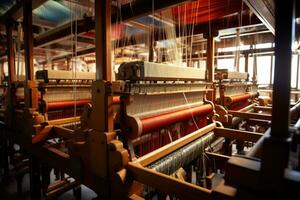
(95, 0, 112, 81)
(6, 21, 15, 85)
(205, 32, 216, 82)
(93, 0, 113, 132)
(245, 53, 249, 73)
(23, 0, 38, 109)
(205, 31, 218, 101)
(206, 34, 215, 82)
(271, 0, 295, 138)
(261, 0, 295, 195)
(5, 19, 16, 126)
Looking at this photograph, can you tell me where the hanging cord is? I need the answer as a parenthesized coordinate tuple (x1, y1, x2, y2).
(182, 92, 200, 130)
(189, 0, 200, 67)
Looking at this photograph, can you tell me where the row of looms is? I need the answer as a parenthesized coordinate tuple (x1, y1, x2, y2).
(0, 0, 300, 199)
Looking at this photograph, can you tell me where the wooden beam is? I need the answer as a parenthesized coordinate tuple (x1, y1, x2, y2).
(112, 0, 191, 23)
(247, 119, 271, 127)
(228, 110, 272, 121)
(205, 31, 216, 82)
(206, 152, 230, 171)
(6, 20, 15, 84)
(0, 0, 48, 23)
(134, 123, 216, 167)
(23, 0, 38, 109)
(33, 0, 190, 50)
(127, 162, 212, 200)
(214, 127, 263, 142)
(34, 17, 95, 47)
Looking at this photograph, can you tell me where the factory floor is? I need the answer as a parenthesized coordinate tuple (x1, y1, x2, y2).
(0, 170, 97, 200)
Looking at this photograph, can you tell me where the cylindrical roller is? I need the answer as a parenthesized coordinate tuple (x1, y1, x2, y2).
(47, 96, 120, 111)
(224, 92, 257, 106)
(47, 99, 91, 110)
(126, 104, 213, 139)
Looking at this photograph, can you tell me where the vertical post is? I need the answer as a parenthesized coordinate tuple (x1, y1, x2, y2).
(6, 21, 15, 84)
(23, 0, 37, 109)
(270, 53, 274, 85)
(271, 0, 295, 137)
(261, 0, 295, 195)
(149, 31, 154, 62)
(245, 53, 249, 73)
(95, 0, 111, 81)
(94, 0, 113, 132)
(206, 31, 217, 82)
(5, 19, 16, 127)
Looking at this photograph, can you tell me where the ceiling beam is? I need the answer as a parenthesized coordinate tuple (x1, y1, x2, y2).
(31, 0, 192, 48)
(183, 47, 275, 60)
(0, 0, 48, 23)
(112, 0, 193, 23)
(243, 0, 275, 34)
(38, 47, 95, 64)
(34, 17, 95, 47)
(113, 14, 264, 49)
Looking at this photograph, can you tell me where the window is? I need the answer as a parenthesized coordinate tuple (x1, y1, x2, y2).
(257, 56, 272, 85)
(216, 58, 235, 71)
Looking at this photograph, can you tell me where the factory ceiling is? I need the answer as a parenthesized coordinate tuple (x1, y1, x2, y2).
(0, 0, 277, 65)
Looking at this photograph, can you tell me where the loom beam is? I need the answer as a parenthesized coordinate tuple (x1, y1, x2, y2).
(224, 92, 257, 106)
(46, 96, 120, 111)
(127, 104, 213, 138)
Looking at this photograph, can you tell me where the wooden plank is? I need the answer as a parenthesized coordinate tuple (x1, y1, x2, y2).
(228, 110, 272, 121)
(127, 163, 212, 200)
(237, 103, 256, 112)
(214, 127, 263, 142)
(48, 117, 80, 126)
(253, 106, 272, 113)
(247, 119, 270, 127)
(206, 152, 231, 171)
(134, 123, 216, 166)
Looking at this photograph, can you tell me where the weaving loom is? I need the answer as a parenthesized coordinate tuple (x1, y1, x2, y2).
(35, 69, 95, 121)
(117, 61, 214, 157)
(108, 61, 229, 197)
(215, 69, 258, 110)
